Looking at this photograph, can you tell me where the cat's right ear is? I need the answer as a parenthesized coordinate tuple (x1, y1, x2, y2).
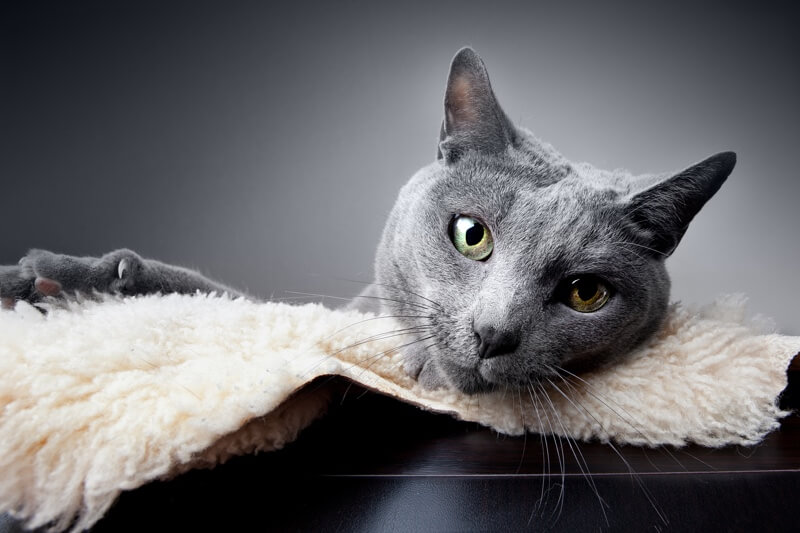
(437, 47, 517, 163)
(624, 151, 736, 257)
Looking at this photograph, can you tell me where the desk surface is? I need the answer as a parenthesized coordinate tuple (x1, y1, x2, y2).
(84, 371, 800, 532)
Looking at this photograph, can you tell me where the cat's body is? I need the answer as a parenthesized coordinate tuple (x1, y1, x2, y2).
(0, 48, 735, 394)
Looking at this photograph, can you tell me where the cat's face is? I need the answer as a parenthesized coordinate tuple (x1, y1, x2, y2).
(374, 48, 735, 394)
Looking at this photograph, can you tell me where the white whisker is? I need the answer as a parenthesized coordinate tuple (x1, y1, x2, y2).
(545, 375, 668, 527)
(538, 381, 609, 526)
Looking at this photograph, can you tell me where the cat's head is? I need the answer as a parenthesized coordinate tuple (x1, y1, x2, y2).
(374, 48, 735, 393)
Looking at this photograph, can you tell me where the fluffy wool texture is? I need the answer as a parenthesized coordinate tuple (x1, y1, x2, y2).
(0, 294, 798, 531)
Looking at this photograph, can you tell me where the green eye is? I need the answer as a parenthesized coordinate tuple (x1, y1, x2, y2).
(561, 276, 611, 313)
(449, 215, 494, 261)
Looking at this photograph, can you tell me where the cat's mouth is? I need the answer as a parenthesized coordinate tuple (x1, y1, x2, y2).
(472, 352, 559, 390)
(476, 358, 524, 387)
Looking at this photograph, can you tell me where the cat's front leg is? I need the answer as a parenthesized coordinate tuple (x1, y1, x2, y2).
(0, 248, 244, 307)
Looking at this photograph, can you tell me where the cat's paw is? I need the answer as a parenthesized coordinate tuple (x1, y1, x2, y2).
(88, 249, 146, 296)
(0, 265, 37, 308)
(0, 249, 145, 307)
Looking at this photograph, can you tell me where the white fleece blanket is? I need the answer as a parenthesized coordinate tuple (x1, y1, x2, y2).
(0, 293, 798, 531)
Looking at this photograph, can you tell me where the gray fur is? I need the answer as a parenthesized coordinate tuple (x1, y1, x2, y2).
(438, 48, 518, 162)
(0, 47, 735, 396)
(0, 249, 242, 308)
(369, 48, 735, 393)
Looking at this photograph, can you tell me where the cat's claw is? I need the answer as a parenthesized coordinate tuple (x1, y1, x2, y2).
(117, 258, 129, 279)
(0, 249, 145, 308)
(2, 248, 240, 309)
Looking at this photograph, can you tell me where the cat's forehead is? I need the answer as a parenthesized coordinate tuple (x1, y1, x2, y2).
(433, 153, 623, 218)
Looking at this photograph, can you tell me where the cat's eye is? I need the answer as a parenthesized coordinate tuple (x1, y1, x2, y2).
(560, 276, 611, 313)
(449, 215, 493, 261)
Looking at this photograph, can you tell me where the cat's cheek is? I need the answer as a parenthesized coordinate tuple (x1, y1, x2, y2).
(551, 302, 654, 371)
(416, 359, 450, 391)
(548, 300, 626, 340)
(401, 344, 431, 380)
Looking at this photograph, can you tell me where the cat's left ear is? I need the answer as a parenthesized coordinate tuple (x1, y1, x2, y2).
(625, 151, 736, 257)
(437, 47, 517, 163)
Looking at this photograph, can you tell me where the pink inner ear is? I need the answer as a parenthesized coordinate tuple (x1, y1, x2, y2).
(447, 75, 478, 126)
(34, 277, 62, 296)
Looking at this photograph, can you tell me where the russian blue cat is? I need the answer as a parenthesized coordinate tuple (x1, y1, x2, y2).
(0, 48, 735, 394)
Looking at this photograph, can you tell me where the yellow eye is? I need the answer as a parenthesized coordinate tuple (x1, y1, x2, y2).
(563, 276, 611, 313)
(449, 215, 493, 261)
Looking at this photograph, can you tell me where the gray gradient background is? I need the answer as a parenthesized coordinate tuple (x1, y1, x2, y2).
(1, 1, 798, 334)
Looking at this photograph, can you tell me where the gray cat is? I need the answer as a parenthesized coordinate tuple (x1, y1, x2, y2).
(0, 48, 735, 395)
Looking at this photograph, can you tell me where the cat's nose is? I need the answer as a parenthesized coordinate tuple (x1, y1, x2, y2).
(474, 323, 520, 359)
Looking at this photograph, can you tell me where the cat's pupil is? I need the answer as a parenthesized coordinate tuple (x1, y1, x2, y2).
(576, 279, 597, 301)
(465, 224, 484, 246)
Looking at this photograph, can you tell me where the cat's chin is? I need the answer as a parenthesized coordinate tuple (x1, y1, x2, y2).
(427, 357, 493, 394)
(474, 357, 559, 392)
(404, 346, 553, 394)
(417, 356, 539, 394)
(476, 364, 524, 391)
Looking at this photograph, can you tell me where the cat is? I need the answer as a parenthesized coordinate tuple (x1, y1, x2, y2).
(0, 47, 735, 395)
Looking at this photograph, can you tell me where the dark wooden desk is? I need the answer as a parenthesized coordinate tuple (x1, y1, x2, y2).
(83, 370, 800, 532)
